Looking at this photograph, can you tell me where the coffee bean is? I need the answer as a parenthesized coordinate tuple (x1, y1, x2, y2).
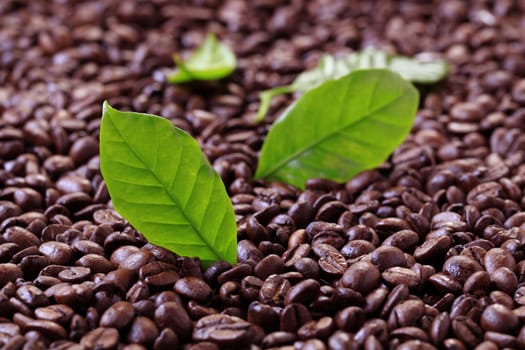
(382, 267, 420, 289)
(335, 306, 365, 332)
(414, 236, 452, 264)
(174, 277, 212, 302)
(16, 285, 48, 307)
(442, 256, 483, 284)
(484, 248, 516, 273)
(152, 302, 192, 339)
(285, 279, 320, 305)
(480, 304, 519, 334)
(298, 316, 334, 340)
(259, 274, 291, 306)
(34, 304, 74, 325)
(99, 301, 134, 329)
(464, 271, 490, 295)
(281, 303, 312, 333)
(371, 246, 407, 271)
(254, 254, 284, 280)
(26, 319, 67, 340)
(193, 314, 261, 347)
(341, 262, 380, 295)
(80, 327, 119, 349)
(388, 299, 425, 328)
(127, 316, 160, 346)
(490, 267, 517, 294)
(247, 301, 279, 331)
(452, 316, 483, 347)
(0, 263, 23, 286)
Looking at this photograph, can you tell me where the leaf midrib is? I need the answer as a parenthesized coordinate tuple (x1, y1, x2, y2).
(106, 115, 224, 261)
(259, 81, 407, 180)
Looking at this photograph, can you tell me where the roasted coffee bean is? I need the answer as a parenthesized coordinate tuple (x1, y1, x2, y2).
(174, 277, 212, 302)
(298, 317, 335, 340)
(193, 314, 261, 347)
(341, 262, 380, 295)
(382, 267, 420, 288)
(388, 299, 425, 328)
(281, 303, 312, 333)
(254, 254, 284, 280)
(480, 304, 519, 333)
(127, 316, 160, 346)
(99, 301, 134, 329)
(80, 327, 119, 349)
(371, 246, 407, 271)
(452, 316, 483, 347)
(262, 331, 297, 347)
(247, 301, 279, 331)
(335, 306, 365, 332)
(490, 267, 517, 294)
(442, 256, 483, 284)
(16, 285, 48, 307)
(259, 274, 291, 306)
(34, 304, 74, 325)
(26, 319, 68, 340)
(284, 279, 320, 305)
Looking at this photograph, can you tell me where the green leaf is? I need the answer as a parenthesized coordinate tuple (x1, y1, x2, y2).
(256, 48, 446, 121)
(167, 33, 236, 84)
(99, 102, 237, 266)
(255, 69, 419, 189)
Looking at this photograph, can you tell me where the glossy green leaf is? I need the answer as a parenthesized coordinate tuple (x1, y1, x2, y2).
(256, 48, 446, 121)
(99, 102, 237, 266)
(255, 69, 419, 189)
(167, 33, 236, 84)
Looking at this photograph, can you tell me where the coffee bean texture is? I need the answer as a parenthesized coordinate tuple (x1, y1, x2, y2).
(1, 0, 525, 349)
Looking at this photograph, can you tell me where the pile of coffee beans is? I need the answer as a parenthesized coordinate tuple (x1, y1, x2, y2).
(2, 0, 525, 349)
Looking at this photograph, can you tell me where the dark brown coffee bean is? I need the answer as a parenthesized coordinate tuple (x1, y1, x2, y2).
(193, 314, 260, 347)
(0, 264, 23, 286)
(464, 271, 491, 295)
(127, 316, 160, 346)
(99, 301, 134, 329)
(397, 340, 438, 350)
(247, 301, 279, 331)
(452, 316, 483, 347)
(354, 319, 388, 344)
(69, 136, 98, 165)
(341, 240, 375, 259)
(26, 319, 67, 340)
(484, 248, 516, 273)
(281, 303, 312, 333)
(335, 306, 365, 332)
(174, 277, 212, 302)
(259, 274, 291, 306)
(58, 267, 91, 283)
(414, 236, 452, 264)
(262, 331, 297, 347)
(490, 267, 517, 294)
(254, 254, 284, 280)
(285, 279, 320, 305)
(380, 284, 409, 319)
(382, 267, 420, 288)
(155, 302, 193, 339)
(341, 262, 380, 295)
(371, 246, 407, 271)
(443, 256, 483, 284)
(298, 317, 335, 340)
(4, 226, 40, 249)
(480, 304, 519, 334)
(80, 327, 119, 349)
(430, 312, 450, 345)
(388, 299, 425, 328)
(16, 285, 48, 307)
(34, 304, 74, 325)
